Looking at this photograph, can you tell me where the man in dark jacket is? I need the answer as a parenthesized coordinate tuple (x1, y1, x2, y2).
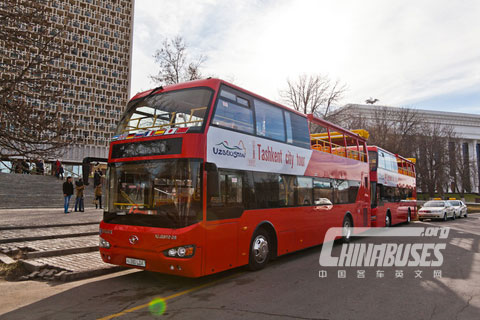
(93, 169, 102, 187)
(74, 178, 85, 212)
(63, 176, 74, 214)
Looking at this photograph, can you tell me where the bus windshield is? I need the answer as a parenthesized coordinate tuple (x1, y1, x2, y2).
(104, 159, 202, 229)
(116, 88, 213, 135)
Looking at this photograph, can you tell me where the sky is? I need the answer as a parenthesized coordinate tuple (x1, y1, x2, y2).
(131, 0, 480, 114)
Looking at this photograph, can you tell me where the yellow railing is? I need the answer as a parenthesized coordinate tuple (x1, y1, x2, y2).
(311, 137, 366, 162)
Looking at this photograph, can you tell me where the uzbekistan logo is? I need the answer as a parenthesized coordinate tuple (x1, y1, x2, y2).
(213, 140, 246, 158)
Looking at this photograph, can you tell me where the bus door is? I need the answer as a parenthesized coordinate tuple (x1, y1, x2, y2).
(205, 168, 245, 274)
(312, 177, 335, 243)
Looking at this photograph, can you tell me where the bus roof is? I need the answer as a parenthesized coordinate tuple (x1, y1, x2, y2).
(367, 145, 415, 165)
(129, 78, 309, 119)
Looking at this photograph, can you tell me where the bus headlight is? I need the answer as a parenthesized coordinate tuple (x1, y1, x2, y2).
(99, 237, 111, 249)
(164, 245, 195, 258)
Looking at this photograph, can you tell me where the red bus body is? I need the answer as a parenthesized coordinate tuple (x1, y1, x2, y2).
(368, 146, 417, 227)
(99, 79, 370, 277)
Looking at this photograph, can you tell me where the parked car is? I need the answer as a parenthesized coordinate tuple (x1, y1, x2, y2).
(418, 200, 455, 221)
(447, 199, 468, 218)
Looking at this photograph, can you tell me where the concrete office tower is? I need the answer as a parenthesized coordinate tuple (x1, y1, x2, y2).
(0, 0, 134, 172)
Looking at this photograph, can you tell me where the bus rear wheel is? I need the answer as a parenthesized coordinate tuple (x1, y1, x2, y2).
(248, 228, 271, 271)
(342, 216, 353, 243)
(385, 213, 392, 228)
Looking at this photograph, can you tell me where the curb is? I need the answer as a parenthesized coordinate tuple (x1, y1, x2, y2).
(60, 266, 126, 282)
(0, 231, 99, 244)
(21, 259, 44, 272)
(0, 221, 100, 231)
(23, 246, 99, 259)
(0, 253, 16, 265)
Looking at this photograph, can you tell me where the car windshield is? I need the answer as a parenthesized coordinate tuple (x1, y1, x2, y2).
(104, 159, 202, 228)
(116, 88, 213, 135)
(448, 201, 459, 206)
(424, 201, 445, 207)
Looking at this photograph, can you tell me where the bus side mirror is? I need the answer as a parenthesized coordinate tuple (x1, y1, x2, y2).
(205, 162, 219, 197)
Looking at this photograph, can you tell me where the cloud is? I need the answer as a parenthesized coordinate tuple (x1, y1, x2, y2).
(131, 0, 480, 113)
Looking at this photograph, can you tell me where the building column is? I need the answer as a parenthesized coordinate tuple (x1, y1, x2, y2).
(473, 139, 480, 194)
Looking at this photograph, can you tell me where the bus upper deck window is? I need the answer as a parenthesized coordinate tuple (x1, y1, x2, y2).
(254, 99, 285, 142)
(212, 98, 254, 134)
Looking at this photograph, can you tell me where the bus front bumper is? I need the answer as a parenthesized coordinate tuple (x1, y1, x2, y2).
(100, 245, 203, 277)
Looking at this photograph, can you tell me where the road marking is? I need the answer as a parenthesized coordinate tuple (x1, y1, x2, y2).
(97, 273, 240, 320)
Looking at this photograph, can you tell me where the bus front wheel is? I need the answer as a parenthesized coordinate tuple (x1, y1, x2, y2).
(248, 228, 271, 271)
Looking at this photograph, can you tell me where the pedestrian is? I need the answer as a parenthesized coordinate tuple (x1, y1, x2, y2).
(63, 176, 74, 214)
(35, 159, 44, 175)
(21, 160, 30, 174)
(55, 159, 61, 178)
(93, 168, 101, 187)
(74, 178, 85, 212)
(95, 183, 103, 209)
(59, 164, 64, 180)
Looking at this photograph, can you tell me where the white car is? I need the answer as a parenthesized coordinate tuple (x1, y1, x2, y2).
(447, 200, 468, 218)
(418, 200, 456, 221)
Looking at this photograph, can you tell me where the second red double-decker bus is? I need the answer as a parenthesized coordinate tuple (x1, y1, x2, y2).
(99, 78, 370, 277)
(368, 146, 417, 227)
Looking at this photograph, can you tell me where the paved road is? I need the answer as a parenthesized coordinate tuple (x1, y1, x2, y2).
(1, 215, 479, 320)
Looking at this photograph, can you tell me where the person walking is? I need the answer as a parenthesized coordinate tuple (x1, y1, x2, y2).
(95, 183, 103, 209)
(74, 178, 85, 212)
(59, 164, 64, 180)
(93, 168, 102, 187)
(35, 159, 44, 175)
(63, 176, 74, 214)
(55, 160, 61, 178)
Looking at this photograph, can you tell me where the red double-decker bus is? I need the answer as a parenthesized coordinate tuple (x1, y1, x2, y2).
(368, 146, 417, 227)
(99, 78, 370, 277)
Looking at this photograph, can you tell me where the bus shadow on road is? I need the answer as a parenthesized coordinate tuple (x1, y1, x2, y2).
(1, 220, 480, 320)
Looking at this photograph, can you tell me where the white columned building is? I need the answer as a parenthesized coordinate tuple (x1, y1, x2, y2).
(336, 104, 480, 193)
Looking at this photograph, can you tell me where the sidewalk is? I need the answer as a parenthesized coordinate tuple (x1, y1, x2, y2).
(0, 207, 102, 229)
(0, 208, 124, 282)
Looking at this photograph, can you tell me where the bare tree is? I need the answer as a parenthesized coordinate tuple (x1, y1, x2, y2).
(150, 36, 206, 85)
(279, 74, 347, 119)
(330, 105, 423, 157)
(415, 123, 455, 197)
(0, 0, 74, 160)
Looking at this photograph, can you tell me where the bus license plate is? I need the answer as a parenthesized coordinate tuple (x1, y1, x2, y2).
(126, 257, 146, 267)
